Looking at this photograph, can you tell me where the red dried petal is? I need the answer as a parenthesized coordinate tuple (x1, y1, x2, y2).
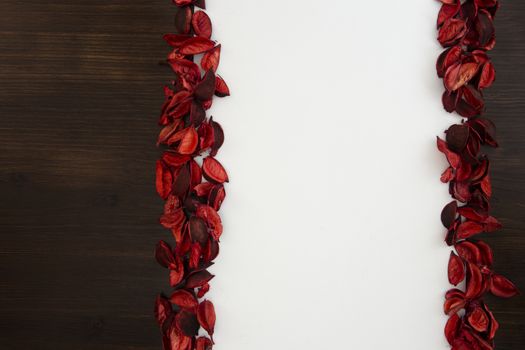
(444, 61, 479, 91)
(215, 76, 230, 97)
(196, 337, 213, 350)
(455, 240, 482, 265)
(156, 160, 173, 199)
(163, 34, 192, 48)
(437, 46, 463, 78)
(156, 240, 177, 269)
(478, 61, 495, 89)
(179, 37, 215, 55)
(162, 152, 191, 167)
(445, 313, 462, 345)
(480, 174, 492, 197)
(465, 262, 483, 299)
(197, 300, 216, 336)
(174, 5, 193, 35)
(168, 324, 192, 350)
(456, 221, 485, 240)
(467, 306, 489, 332)
(438, 2, 461, 28)
(158, 120, 183, 146)
(201, 45, 221, 72)
(178, 127, 199, 155)
(490, 274, 519, 298)
(441, 167, 455, 183)
(197, 282, 211, 298)
(456, 85, 485, 118)
(438, 18, 467, 47)
(202, 156, 229, 184)
(437, 137, 461, 169)
(192, 11, 212, 39)
(170, 267, 185, 287)
(444, 295, 466, 315)
(170, 289, 198, 309)
(448, 251, 466, 285)
(169, 59, 201, 86)
(155, 295, 173, 326)
(196, 205, 223, 240)
(476, 240, 494, 267)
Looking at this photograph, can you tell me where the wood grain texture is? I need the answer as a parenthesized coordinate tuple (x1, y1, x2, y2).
(0, 1, 523, 349)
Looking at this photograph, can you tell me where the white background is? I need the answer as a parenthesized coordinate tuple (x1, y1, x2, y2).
(205, 1, 457, 349)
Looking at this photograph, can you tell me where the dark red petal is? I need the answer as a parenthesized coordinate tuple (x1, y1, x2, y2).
(175, 310, 200, 337)
(441, 201, 458, 228)
(202, 156, 229, 183)
(490, 274, 519, 298)
(170, 289, 198, 309)
(156, 240, 177, 269)
(446, 124, 470, 152)
(194, 70, 217, 101)
(192, 11, 212, 39)
(185, 270, 214, 289)
(197, 300, 216, 336)
(189, 216, 209, 245)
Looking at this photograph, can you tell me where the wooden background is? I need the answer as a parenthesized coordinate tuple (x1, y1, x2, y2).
(0, 1, 523, 349)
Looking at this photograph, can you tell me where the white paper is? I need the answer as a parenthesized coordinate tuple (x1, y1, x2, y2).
(205, 1, 456, 349)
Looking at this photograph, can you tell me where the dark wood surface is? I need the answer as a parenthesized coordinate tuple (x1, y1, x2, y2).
(0, 1, 523, 349)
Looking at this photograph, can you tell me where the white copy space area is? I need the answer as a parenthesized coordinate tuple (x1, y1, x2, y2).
(206, 1, 455, 349)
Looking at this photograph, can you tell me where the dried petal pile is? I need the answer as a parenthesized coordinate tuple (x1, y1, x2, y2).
(155, 1, 229, 349)
(435, 1, 518, 349)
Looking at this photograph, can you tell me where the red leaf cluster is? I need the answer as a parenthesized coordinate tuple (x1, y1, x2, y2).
(436, 1, 518, 349)
(437, 0, 498, 117)
(155, 2, 228, 349)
